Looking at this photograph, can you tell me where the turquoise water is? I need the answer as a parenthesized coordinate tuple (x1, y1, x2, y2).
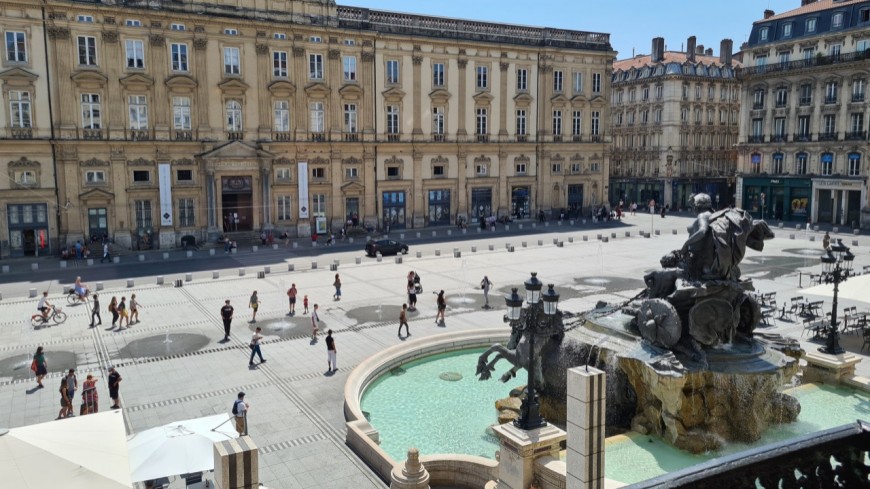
(361, 348, 870, 484)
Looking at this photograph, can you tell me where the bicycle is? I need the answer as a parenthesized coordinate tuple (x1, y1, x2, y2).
(31, 305, 67, 328)
(66, 288, 89, 305)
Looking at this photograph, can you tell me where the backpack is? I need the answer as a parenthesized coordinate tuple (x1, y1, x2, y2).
(232, 399, 242, 415)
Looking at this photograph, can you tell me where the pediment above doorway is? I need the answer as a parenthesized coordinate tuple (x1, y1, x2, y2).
(198, 140, 275, 160)
(79, 187, 115, 201)
(341, 181, 365, 193)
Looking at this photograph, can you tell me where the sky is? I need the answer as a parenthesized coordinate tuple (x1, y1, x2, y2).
(337, 0, 799, 59)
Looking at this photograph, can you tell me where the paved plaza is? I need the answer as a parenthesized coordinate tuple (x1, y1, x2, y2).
(0, 214, 869, 488)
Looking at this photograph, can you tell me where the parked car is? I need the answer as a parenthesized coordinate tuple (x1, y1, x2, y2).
(365, 239, 409, 257)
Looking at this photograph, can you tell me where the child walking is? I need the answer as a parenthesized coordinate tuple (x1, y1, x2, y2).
(333, 274, 342, 301)
(398, 304, 410, 336)
(311, 303, 320, 341)
(303, 295, 309, 314)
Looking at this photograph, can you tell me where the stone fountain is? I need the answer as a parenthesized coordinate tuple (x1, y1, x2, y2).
(478, 194, 804, 454)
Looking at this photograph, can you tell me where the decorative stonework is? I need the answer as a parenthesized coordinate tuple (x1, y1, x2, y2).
(293, 47, 305, 58)
(79, 158, 110, 167)
(127, 158, 156, 166)
(193, 38, 208, 51)
(384, 155, 404, 165)
(474, 155, 491, 164)
(342, 156, 361, 165)
(255, 44, 269, 55)
(101, 31, 119, 43)
(412, 56, 423, 65)
(310, 156, 329, 165)
(431, 155, 448, 165)
(8, 156, 40, 168)
(514, 154, 530, 164)
(273, 157, 294, 165)
(171, 158, 195, 166)
(47, 27, 70, 40)
(328, 49, 341, 60)
(149, 35, 165, 47)
(500, 62, 509, 72)
(361, 51, 375, 62)
(457, 58, 467, 68)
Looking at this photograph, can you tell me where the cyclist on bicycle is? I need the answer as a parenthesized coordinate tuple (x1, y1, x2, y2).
(37, 291, 52, 320)
(74, 276, 89, 302)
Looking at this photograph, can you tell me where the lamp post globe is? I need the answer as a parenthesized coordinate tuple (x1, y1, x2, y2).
(524, 272, 543, 304)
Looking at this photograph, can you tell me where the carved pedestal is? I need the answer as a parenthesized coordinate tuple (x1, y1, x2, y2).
(489, 422, 565, 489)
(213, 436, 259, 489)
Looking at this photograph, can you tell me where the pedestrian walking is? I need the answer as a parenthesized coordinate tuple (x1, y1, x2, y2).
(129, 294, 142, 324)
(32, 346, 47, 388)
(303, 295, 309, 314)
(100, 242, 111, 263)
(286, 283, 298, 316)
(89, 293, 102, 327)
(118, 297, 129, 328)
(232, 392, 248, 436)
(333, 274, 342, 301)
(326, 330, 337, 373)
(81, 374, 98, 415)
(59, 369, 77, 418)
(108, 296, 119, 328)
(311, 303, 320, 341)
(823, 231, 831, 251)
(435, 290, 446, 325)
(480, 276, 493, 309)
(398, 304, 410, 336)
(249, 327, 265, 366)
(407, 279, 417, 312)
(249, 291, 259, 323)
(58, 372, 72, 419)
(108, 366, 122, 409)
(220, 300, 234, 341)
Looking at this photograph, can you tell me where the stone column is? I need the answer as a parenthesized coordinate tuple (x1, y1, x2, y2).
(206, 170, 220, 240)
(412, 52, 423, 138)
(457, 150, 468, 219)
(412, 150, 424, 228)
(361, 50, 376, 138)
(490, 422, 565, 489)
(255, 43, 271, 140)
(293, 47, 307, 139)
(499, 61, 509, 140)
(390, 448, 430, 489)
(102, 31, 124, 140)
(566, 366, 606, 489)
(149, 34, 169, 139)
(47, 27, 74, 136)
(261, 167, 272, 229)
(498, 151, 508, 217)
(213, 436, 259, 489)
(456, 57, 468, 139)
(328, 48, 342, 139)
(193, 39, 212, 137)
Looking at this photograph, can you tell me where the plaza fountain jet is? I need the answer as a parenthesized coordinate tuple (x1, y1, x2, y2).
(478, 194, 804, 453)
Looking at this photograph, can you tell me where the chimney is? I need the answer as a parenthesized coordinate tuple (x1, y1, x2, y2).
(705, 48, 713, 56)
(763, 9, 775, 19)
(801, 0, 817, 6)
(697, 44, 705, 55)
(687, 36, 696, 62)
(651, 37, 665, 62)
(720, 39, 734, 65)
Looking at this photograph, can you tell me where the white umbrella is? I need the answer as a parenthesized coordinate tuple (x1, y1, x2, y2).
(0, 410, 132, 489)
(127, 413, 235, 483)
(802, 272, 870, 302)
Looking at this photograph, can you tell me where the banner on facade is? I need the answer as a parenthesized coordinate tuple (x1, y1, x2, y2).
(158, 163, 173, 226)
(298, 161, 309, 219)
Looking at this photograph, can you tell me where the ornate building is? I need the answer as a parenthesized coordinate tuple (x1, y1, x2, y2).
(737, 0, 870, 227)
(0, 0, 614, 256)
(610, 36, 741, 211)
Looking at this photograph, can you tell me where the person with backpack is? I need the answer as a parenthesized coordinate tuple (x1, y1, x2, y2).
(232, 392, 248, 436)
(32, 346, 46, 388)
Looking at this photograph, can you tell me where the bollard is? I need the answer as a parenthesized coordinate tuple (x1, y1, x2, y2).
(597, 234, 602, 240)
(31, 263, 38, 271)
(454, 250, 461, 258)
(855, 229, 860, 235)
(462, 229, 467, 235)
(287, 264, 294, 272)
(401, 233, 406, 239)
(396, 256, 403, 264)
(416, 232, 421, 238)
(519, 224, 524, 230)
(29, 288, 37, 298)
(435, 249, 441, 256)
(377, 255, 383, 262)
(174, 279, 183, 288)
(538, 240, 543, 246)
(311, 261, 318, 269)
(209, 249, 215, 256)
(611, 233, 616, 238)
(186, 250, 193, 258)
(185, 273, 193, 282)
(570, 220, 575, 225)
(139, 254, 145, 262)
(583, 235, 588, 241)
(329, 263, 338, 271)
(644, 232, 651, 238)
(312, 242, 317, 247)
(349, 237, 355, 244)
(582, 219, 587, 225)
(569, 237, 574, 243)
(489, 244, 495, 251)
(477, 228, 481, 234)
(532, 223, 537, 228)
(814, 225, 819, 232)
(655, 230, 661, 236)
(810, 236, 816, 242)
(127, 279, 134, 288)
(672, 229, 678, 235)
(264, 266, 271, 274)
(239, 268, 246, 276)
(87, 258, 94, 266)
(625, 232, 631, 237)
(156, 276, 164, 285)
(833, 227, 839, 234)
(545, 222, 549, 227)
(557, 241, 564, 247)
(213, 271, 220, 279)
(2, 265, 9, 273)
(790, 234, 795, 240)
(293, 242, 299, 249)
(796, 224, 802, 230)
(60, 261, 67, 268)
(416, 251, 422, 258)
(852, 240, 859, 246)
(432, 231, 437, 237)
(355, 257, 362, 264)
(472, 246, 477, 252)
(522, 241, 527, 247)
(96, 282, 104, 291)
(252, 246, 259, 252)
(163, 252, 170, 260)
(257, 271, 265, 279)
(553, 238, 559, 245)
(778, 222, 784, 228)
(506, 225, 510, 231)
(602, 237, 609, 243)
(557, 222, 561, 227)
(447, 230, 452, 236)
(508, 245, 515, 252)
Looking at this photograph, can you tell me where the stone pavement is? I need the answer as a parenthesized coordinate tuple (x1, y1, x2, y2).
(0, 213, 868, 488)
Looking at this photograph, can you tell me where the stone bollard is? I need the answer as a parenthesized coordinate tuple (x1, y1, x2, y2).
(810, 236, 816, 242)
(396, 256, 403, 264)
(569, 237, 574, 243)
(453, 249, 461, 258)
(655, 230, 661, 236)
(401, 233, 406, 239)
(432, 231, 437, 237)
(644, 232, 651, 238)
(611, 233, 616, 238)
(489, 244, 495, 251)
(814, 225, 820, 232)
(214, 437, 259, 489)
(477, 228, 481, 234)
(833, 227, 839, 234)
(2, 265, 9, 273)
(582, 219, 587, 225)
(532, 223, 537, 228)
(31, 263, 38, 271)
(538, 239, 543, 246)
(505, 225, 510, 231)
(519, 224, 524, 230)
(416, 251, 422, 258)
(355, 257, 362, 264)
(553, 238, 559, 245)
(330, 263, 338, 271)
(557, 241, 564, 247)
(377, 254, 383, 262)
(257, 271, 265, 279)
(522, 241, 527, 247)
(96, 282, 104, 291)
(508, 245, 515, 252)
(287, 264, 295, 272)
(545, 222, 550, 227)
(447, 230, 452, 236)
(264, 266, 271, 274)
(139, 254, 145, 262)
(566, 367, 606, 489)
(796, 224, 802, 230)
(293, 242, 299, 249)
(790, 234, 795, 240)
(570, 220, 575, 225)
(596, 234, 602, 240)
(472, 246, 477, 252)
(60, 261, 67, 268)
(186, 250, 193, 258)
(583, 235, 588, 241)
(213, 271, 220, 279)
(778, 222, 784, 228)
(311, 241, 317, 247)
(29, 288, 37, 298)
(672, 229, 678, 235)
(416, 232, 421, 238)
(185, 273, 193, 282)
(209, 249, 216, 256)
(625, 231, 631, 237)
(311, 261, 318, 269)
(855, 229, 861, 235)
(853, 240, 859, 246)
(239, 268, 246, 276)
(349, 237, 355, 244)
(391, 448, 431, 489)
(87, 259, 94, 266)
(163, 252, 170, 260)
(272, 244, 279, 250)
(156, 276, 164, 285)
(435, 249, 441, 256)
(113, 256, 120, 263)
(602, 237, 609, 243)
(126, 279, 134, 288)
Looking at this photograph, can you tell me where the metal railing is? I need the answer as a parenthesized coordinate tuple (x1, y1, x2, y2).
(739, 49, 870, 77)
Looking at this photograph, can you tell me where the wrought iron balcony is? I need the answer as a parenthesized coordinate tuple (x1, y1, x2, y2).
(552, 135, 563, 142)
(748, 135, 765, 143)
(852, 93, 865, 102)
(515, 135, 528, 142)
(818, 132, 839, 141)
(129, 129, 151, 141)
(825, 96, 838, 104)
(752, 102, 765, 110)
(342, 132, 359, 142)
(386, 133, 401, 142)
(772, 134, 789, 143)
(174, 130, 192, 141)
(476, 134, 489, 143)
(10, 128, 33, 139)
(273, 131, 292, 142)
(846, 131, 866, 141)
(793, 133, 812, 142)
(227, 131, 243, 140)
(309, 132, 325, 142)
(432, 133, 446, 142)
(739, 49, 870, 77)
(799, 97, 812, 106)
(82, 128, 103, 140)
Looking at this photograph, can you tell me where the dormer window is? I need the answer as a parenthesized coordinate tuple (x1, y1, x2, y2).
(125, 19, 141, 27)
(77, 14, 94, 23)
(224, 28, 239, 36)
(309, 36, 322, 43)
(832, 12, 844, 29)
(782, 23, 792, 38)
(807, 18, 817, 32)
(759, 27, 769, 41)
(171, 23, 186, 31)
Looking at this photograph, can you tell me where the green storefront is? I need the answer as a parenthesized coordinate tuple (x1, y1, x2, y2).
(740, 176, 812, 222)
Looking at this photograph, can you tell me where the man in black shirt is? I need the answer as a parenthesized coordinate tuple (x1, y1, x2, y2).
(326, 330, 337, 374)
(89, 293, 102, 327)
(220, 300, 234, 342)
(108, 366, 122, 409)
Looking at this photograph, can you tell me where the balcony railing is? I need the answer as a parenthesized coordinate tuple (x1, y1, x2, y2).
(432, 133, 446, 142)
(846, 130, 866, 141)
(772, 134, 789, 142)
(273, 131, 292, 142)
(82, 128, 103, 140)
(852, 93, 865, 102)
(793, 132, 811, 142)
(343, 132, 359, 142)
(799, 97, 812, 106)
(516, 135, 528, 142)
(818, 131, 839, 141)
(174, 130, 192, 141)
(227, 131, 243, 140)
(476, 134, 489, 143)
(824, 96, 838, 104)
(309, 132, 325, 142)
(748, 135, 765, 143)
(552, 135, 562, 142)
(10, 128, 33, 139)
(775, 101, 787, 108)
(752, 102, 764, 110)
(386, 133, 400, 142)
(739, 49, 870, 77)
(129, 129, 150, 141)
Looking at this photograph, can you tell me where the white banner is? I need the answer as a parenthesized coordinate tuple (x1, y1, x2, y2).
(298, 161, 309, 219)
(158, 163, 173, 226)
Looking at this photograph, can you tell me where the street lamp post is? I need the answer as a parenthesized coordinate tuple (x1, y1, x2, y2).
(818, 239, 855, 355)
(504, 272, 560, 430)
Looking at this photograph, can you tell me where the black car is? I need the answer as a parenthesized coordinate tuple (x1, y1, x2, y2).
(365, 239, 409, 257)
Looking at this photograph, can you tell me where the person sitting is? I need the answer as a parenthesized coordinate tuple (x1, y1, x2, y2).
(74, 276, 89, 302)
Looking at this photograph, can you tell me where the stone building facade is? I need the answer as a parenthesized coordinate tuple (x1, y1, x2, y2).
(737, 0, 870, 228)
(0, 0, 614, 255)
(610, 36, 741, 212)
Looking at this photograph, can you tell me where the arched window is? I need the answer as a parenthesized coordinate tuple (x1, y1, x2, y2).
(226, 100, 242, 131)
(820, 152, 834, 176)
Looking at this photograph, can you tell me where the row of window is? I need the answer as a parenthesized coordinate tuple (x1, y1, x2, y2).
(749, 152, 862, 177)
(754, 40, 870, 68)
(752, 79, 865, 108)
(615, 84, 739, 104)
(750, 113, 867, 137)
(756, 9, 870, 43)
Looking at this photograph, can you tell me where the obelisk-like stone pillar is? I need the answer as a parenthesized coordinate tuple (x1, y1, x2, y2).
(213, 436, 259, 489)
(566, 366, 606, 489)
(390, 448, 431, 489)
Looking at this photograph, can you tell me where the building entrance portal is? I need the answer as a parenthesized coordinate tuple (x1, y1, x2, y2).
(221, 176, 254, 232)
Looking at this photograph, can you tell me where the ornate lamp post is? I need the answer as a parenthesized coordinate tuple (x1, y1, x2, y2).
(504, 272, 560, 430)
(819, 239, 852, 355)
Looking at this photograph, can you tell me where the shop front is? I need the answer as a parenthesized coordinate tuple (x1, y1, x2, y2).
(427, 189, 451, 226)
(671, 179, 729, 212)
(812, 178, 866, 227)
(609, 179, 664, 210)
(382, 191, 406, 230)
(470, 187, 492, 223)
(6, 203, 50, 257)
(740, 176, 812, 222)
